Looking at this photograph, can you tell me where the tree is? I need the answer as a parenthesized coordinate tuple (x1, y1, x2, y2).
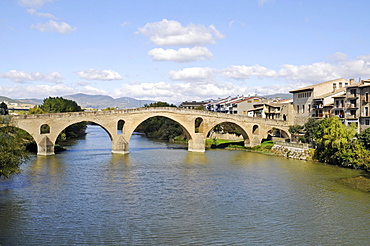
(303, 118, 319, 145)
(29, 106, 45, 114)
(40, 97, 82, 113)
(357, 127, 370, 150)
(0, 116, 28, 178)
(0, 102, 9, 115)
(314, 117, 362, 165)
(144, 101, 176, 108)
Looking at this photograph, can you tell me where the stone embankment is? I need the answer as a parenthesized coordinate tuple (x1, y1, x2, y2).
(271, 142, 312, 160)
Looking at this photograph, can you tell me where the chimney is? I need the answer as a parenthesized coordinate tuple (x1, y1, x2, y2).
(350, 78, 355, 85)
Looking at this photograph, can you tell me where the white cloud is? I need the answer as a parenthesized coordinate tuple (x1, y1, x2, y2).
(0, 84, 74, 99)
(81, 86, 109, 95)
(18, 0, 54, 8)
(27, 8, 58, 19)
(221, 65, 277, 80)
(148, 47, 214, 63)
(76, 81, 91, 86)
(76, 69, 123, 81)
(0, 70, 63, 83)
(136, 19, 225, 46)
(169, 67, 216, 82)
(31, 20, 76, 34)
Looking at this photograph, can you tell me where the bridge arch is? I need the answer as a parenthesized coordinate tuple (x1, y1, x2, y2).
(205, 121, 251, 147)
(121, 114, 196, 151)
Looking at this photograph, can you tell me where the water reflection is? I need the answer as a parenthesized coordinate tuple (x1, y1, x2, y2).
(1, 125, 370, 245)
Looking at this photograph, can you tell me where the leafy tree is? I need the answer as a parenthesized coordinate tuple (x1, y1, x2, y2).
(144, 101, 176, 108)
(357, 128, 370, 150)
(0, 116, 29, 178)
(40, 97, 82, 113)
(303, 118, 319, 145)
(0, 102, 9, 115)
(213, 122, 242, 136)
(29, 106, 45, 114)
(314, 117, 361, 165)
(288, 125, 304, 135)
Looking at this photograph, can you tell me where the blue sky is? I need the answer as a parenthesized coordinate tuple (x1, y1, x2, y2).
(1, 0, 370, 103)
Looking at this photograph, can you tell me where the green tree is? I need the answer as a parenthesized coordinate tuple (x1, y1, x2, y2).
(357, 127, 370, 150)
(0, 116, 29, 178)
(303, 118, 319, 145)
(41, 97, 82, 113)
(144, 101, 177, 108)
(29, 106, 45, 114)
(0, 102, 9, 115)
(314, 117, 359, 165)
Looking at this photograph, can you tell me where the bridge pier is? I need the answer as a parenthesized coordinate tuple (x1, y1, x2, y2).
(188, 134, 206, 153)
(112, 135, 129, 154)
(37, 136, 55, 156)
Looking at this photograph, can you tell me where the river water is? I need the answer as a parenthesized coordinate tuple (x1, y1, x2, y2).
(1, 125, 370, 245)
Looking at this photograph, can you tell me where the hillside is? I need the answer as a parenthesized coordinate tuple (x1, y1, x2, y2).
(63, 94, 155, 109)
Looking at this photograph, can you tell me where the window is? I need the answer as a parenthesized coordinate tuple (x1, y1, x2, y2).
(365, 107, 369, 117)
(302, 105, 305, 114)
(366, 92, 369, 102)
(308, 104, 311, 112)
(339, 82, 342, 88)
(351, 110, 356, 116)
(366, 119, 370, 125)
(297, 105, 299, 114)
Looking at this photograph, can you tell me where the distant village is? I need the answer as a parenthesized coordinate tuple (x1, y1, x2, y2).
(179, 78, 370, 133)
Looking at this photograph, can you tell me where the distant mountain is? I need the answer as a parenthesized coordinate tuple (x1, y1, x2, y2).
(1, 94, 156, 109)
(0, 96, 41, 105)
(265, 93, 292, 100)
(63, 93, 156, 109)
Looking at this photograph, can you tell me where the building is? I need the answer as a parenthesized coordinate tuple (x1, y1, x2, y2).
(179, 101, 206, 109)
(289, 78, 352, 125)
(205, 96, 265, 115)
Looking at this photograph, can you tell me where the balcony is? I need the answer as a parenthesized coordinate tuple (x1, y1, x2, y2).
(347, 94, 358, 99)
(346, 104, 358, 108)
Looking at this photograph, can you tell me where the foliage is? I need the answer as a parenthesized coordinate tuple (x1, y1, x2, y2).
(137, 116, 183, 140)
(357, 128, 370, 150)
(0, 102, 9, 115)
(40, 97, 82, 113)
(144, 101, 177, 108)
(103, 107, 116, 111)
(212, 122, 242, 136)
(0, 117, 29, 178)
(313, 117, 370, 170)
(303, 118, 319, 145)
(29, 106, 45, 114)
(288, 125, 303, 135)
(251, 140, 275, 152)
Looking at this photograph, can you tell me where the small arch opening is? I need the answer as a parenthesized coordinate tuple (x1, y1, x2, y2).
(252, 125, 259, 135)
(117, 120, 125, 135)
(40, 124, 50, 134)
(195, 117, 203, 133)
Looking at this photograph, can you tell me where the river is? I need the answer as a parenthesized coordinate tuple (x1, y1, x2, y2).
(1, 125, 370, 245)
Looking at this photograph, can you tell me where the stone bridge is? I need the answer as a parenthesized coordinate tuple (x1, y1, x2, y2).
(9, 107, 291, 155)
